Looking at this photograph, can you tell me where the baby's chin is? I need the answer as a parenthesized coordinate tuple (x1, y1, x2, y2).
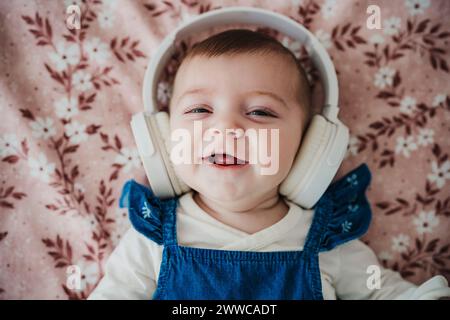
(175, 164, 286, 202)
(185, 177, 262, 206)
(198, 184, 251, 203)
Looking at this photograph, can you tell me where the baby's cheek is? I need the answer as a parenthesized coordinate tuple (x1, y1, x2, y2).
(279, 128, 301, 166)
(173, 162, 197, 190)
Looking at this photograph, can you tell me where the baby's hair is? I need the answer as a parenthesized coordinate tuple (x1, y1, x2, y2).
(179, 28, 313, 131)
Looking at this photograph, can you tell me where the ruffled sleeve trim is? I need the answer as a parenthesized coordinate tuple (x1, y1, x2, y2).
(119, 179, 165, 245)
(318, 163, 373, 252)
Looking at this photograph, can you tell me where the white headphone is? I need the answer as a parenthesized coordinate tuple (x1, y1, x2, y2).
(131, 7, 349, 209)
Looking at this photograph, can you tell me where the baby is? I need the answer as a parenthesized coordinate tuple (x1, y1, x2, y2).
(89, 29, 450, 300)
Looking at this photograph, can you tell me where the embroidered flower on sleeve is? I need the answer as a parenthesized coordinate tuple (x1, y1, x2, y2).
(348, 204, 360, 213)
(141, 201, 151, 219)
(346, 173, 359, 187)
(341, 220, 353, 233)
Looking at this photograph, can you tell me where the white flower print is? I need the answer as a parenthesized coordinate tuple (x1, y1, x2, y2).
(321, 0, 337, 19)
(395, 136, 418, 158)
(74, 182, 85, 194)
(383, 17, 402, 36)
(374, 67, 396, 89)
(114, 147, 141, 173)
(432, 93, 446, 107)
(75, 260, 100, 291)
(0, 133, 19, 157)
(399, 96, 417, 115)
(413, 210, 439, 235)
(346, 135, 359, 158)
(291, 0, 304, 6)
(369, 34, 385, 45)
(281, 37, 303, 58)
(378, 251, 393, 262)
(86, 215, 97, 228)
(72, 70, 93, 92)
(64, 0, 83, 7)
(65, 121, 88, 144)
(28, 153, 55, 183)
(101, 0, 119, 8)
(315, 30, 332, 49)
(427, 160, 450, 189)
(405, 0, 430, 16)
(392, 234, 410, 253)
(98, 9, 115, 29)
(157, 81, 172, 105)
(48, 41, 80, 71)
(54, 97, 79, 119)
(84, 37, 111, 65)
(30, 117, 57, 140)
(417, 128, 434, 146)
(8, 81, 19, 94)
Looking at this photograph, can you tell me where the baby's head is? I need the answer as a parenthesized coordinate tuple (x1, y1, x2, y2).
(168, 29, 312, 207)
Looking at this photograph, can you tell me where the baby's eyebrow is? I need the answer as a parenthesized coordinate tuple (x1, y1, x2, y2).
(247, 90, 288, 109)
(176, 88, 288, 109)
(175, 87, 213, 106)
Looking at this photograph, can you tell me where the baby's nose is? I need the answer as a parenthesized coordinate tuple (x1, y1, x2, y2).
(227, 128, 244, 139)
(211, 128, 244, 139)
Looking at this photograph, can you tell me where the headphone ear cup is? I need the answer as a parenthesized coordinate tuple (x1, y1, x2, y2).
(153, 112, 191, 195)
(280, 115, 347, 209)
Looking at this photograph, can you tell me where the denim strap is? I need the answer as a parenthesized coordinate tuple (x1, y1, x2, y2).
(302, 193, 332, 255)
(161, 197, 178, 246)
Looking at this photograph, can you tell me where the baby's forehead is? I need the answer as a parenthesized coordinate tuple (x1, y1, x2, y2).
(178, 52, 296, 71)
(167, 56, 305, 116)
(173, 53, 300, 92)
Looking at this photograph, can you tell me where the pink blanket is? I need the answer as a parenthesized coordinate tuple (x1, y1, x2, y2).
(0, 0, 449, 299)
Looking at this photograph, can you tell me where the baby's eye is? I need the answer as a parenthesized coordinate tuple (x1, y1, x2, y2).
(247, 108, 277, 117)
(185, 106, 211, 114)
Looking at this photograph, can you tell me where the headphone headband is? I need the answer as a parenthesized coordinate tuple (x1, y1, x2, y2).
(142, 6, 340, 122)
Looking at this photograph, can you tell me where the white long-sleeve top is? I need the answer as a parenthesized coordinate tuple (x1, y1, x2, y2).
(89, 190, 450, 300)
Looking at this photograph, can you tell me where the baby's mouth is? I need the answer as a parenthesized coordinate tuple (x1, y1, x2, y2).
(204, 153, 248, 166)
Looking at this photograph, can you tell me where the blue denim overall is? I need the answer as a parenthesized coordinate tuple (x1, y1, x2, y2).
(119, 163, 372, 300)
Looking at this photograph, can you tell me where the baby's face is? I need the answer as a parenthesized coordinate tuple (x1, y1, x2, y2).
(168, 53, 306, 203)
